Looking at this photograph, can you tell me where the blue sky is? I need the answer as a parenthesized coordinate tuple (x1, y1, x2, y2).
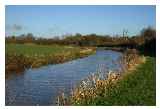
(5, 5, 156, 37)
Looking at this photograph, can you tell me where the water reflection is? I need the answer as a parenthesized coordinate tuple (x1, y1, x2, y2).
(6, 50, 122, 105)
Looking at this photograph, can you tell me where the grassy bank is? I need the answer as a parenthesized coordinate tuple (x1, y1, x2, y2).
(71, 57, 155, 105)
(56, 48, 155, 106)
(6, 43, 96, 74)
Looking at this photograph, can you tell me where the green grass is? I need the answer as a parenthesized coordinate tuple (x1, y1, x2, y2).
(6, 43, 81, 57)
(74, 57, 156, 106)
(6, 43, 95, 74)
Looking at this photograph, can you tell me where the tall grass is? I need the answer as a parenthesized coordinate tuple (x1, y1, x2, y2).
(56, 49, 146, 105)
(88, 57, 155, 105)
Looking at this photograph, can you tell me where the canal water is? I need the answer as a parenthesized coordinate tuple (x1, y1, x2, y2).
(5, 50, 122, 105)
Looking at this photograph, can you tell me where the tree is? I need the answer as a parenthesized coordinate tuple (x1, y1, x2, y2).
(140, 27, 156, 41)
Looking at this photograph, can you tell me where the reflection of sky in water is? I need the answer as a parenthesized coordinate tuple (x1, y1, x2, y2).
(6, 50, 122, 106)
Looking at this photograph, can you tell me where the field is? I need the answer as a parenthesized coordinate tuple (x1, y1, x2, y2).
(6, 44, 96, 74)
(6, 44, 83, 57)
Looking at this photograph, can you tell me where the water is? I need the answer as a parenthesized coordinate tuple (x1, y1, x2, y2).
(5, 50, 122, 106)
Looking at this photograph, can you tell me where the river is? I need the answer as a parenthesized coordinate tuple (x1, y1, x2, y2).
(5, 50, 122, 105)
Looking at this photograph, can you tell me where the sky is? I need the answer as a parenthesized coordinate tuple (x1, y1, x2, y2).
(5, 5, 156, 38)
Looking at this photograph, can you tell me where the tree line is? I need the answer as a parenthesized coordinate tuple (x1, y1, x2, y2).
(6, 27, 156, 56)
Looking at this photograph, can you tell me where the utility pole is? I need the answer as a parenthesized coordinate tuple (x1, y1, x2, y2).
(123, 29, 128, 37)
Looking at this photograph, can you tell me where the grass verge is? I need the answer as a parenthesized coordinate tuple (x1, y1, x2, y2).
(73, 57, 156, 105)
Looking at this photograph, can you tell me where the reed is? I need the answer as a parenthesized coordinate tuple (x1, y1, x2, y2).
(56, 49, 145, 105)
